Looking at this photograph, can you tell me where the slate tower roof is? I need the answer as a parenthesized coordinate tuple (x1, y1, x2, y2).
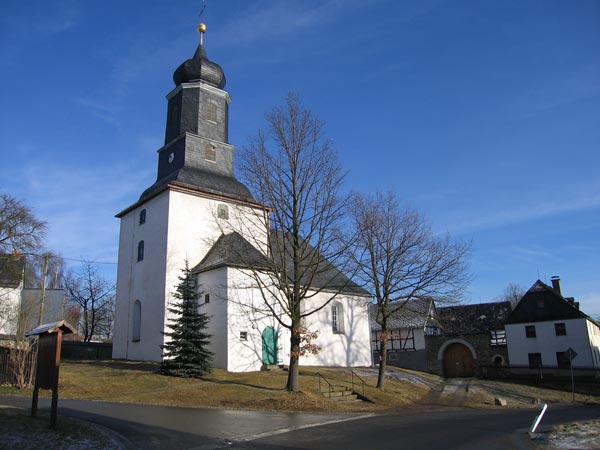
(118, 24, 255, 217)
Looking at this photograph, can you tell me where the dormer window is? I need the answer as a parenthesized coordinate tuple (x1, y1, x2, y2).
(205, 144, 216, 162)
(139, 209, 146, 225)
(217, 204, 229, 220)
(206, 102, 217, 123)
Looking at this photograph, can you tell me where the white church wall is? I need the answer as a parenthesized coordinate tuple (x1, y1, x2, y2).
(113, 191, 170, 361)
(300, 291, 372, 368)
(196, 268, 229, 369)
(225, 268, 290, 372)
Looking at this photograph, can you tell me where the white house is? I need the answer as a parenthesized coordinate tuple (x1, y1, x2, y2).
(111, 25, 372, 371)
(505, 277, 600, 371)
(0, 255, 68, 338)
(0, 255, 24, 336)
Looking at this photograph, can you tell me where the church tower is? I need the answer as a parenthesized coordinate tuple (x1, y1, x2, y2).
(112, 24, 265, 362)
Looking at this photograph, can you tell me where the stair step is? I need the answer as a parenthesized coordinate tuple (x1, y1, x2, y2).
(327, 394, 358, 402)
(260, 364, 285, 372)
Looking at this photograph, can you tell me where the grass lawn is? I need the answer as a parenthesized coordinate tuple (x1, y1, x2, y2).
(0, 360, 432, 413)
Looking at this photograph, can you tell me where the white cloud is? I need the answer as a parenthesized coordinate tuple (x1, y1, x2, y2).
(214, 0, 386, 46)
(446, 181, 600, 233)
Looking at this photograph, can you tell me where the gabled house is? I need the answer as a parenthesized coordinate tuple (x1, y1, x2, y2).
(369, 298, 440, 371)
(426, 301, 513, 377)
(505, 277, 600, 372)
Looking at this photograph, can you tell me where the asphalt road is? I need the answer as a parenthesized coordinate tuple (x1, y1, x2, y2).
(2, 395, 599, 450)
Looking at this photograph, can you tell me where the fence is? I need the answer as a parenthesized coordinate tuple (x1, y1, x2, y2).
(479, 363, 600, 395)
(0, 346, 37, 387)
(61, 341, 112, 360)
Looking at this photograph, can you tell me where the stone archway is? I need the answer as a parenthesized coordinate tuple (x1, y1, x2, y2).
(438, 339, 476, 378)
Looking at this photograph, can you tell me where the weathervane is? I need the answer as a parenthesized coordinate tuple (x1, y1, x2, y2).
(198, 0, 207, 46)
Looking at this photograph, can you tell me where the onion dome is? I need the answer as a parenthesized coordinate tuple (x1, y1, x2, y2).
(173, 23, 226, 89)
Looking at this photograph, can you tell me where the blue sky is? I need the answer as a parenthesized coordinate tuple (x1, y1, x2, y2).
(1, 0, 599, 316)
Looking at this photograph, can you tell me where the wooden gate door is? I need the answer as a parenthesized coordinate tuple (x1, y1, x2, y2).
(443, 343, 474, 378)
(262, 327, 278, 365)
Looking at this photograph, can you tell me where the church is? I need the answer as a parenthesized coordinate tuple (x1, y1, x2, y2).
(112, 24, 372, 372)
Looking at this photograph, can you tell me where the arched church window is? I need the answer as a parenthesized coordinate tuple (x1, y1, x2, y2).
(206, 102, 217, 123)
(332, 302, 344, 334)
(205, 144, 216, 162)
(132, 300, 141, 342)
(137, 241, 145, 261)
(139, 209, 146, 225)
(217, 204, 229, 220)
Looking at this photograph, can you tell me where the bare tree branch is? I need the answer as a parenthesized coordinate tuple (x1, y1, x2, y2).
(235, 93, 351, 392)
(63, 260, 115, 342)
(345, 190, 471, 389)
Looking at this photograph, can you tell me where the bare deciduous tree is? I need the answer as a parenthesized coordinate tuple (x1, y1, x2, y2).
(0, 194, 46, 254)
(0, 195, 46, 335)
(64, 261, 115, 342)
(238, 93, 349, 392)
(498, 283, 526, 308)
(346, 191, 471, 389)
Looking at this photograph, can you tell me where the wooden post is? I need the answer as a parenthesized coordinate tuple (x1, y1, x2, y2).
(31, 386, 39, 418)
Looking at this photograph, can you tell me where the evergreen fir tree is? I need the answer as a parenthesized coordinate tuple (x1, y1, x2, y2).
(161, 262, 213, 377)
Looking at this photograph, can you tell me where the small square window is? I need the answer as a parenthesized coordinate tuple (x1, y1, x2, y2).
(217, 204, 229, 220)
(537, 299, 544, 309)
(525, 325, 536, 338)
(204, 294, 210, 304)
(240, 331, 247, 341)
(205, 144, 216, 162)
(555, 323, 567, 336)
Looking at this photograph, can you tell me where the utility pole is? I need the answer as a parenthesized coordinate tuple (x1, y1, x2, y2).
(38, 253, 50, 326)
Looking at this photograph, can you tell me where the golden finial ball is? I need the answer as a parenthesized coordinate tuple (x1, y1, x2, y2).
(198, 23, 207, 33)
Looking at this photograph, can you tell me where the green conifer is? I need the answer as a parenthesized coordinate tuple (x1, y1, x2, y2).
(161, 262, 213, 377)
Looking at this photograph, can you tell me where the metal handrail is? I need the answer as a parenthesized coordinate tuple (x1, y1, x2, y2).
(317, 372, 333, 397)
(350, 370, 366, 396)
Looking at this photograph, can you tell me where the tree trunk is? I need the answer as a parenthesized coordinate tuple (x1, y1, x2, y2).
(376, 329, 388, 390)
(286, 327, 301, 392)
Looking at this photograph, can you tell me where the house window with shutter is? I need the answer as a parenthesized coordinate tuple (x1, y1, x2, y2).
(205, 144, 216, 162)
(525, 325, 536, 338)
(528, 352, 542, 368)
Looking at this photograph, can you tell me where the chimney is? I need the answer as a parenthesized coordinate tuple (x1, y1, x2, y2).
(550, 276, 562, 296)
